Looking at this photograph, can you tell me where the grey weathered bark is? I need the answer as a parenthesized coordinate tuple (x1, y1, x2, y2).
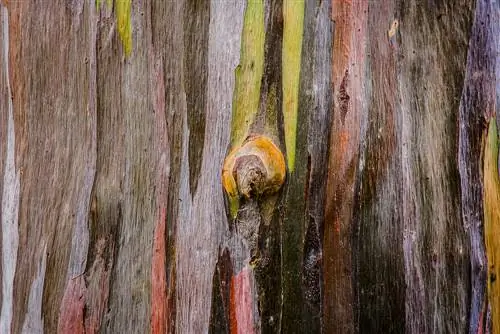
(0, 0, 499, 333)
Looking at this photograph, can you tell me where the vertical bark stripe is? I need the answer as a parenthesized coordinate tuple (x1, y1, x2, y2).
(484, 118, 500, 333)
(282, 0, 304, 171)
(230, 266, 255, 334)
(151, 208, 167, 334)
(184, 0, 210, 197)
(0, 7, 20, 334)
(21, 244, 47, 333)
(323, 0, 367, 331)
(115, 0, 132, 55)
(57, 276, 86, 333)
(230, 0, 265, 148)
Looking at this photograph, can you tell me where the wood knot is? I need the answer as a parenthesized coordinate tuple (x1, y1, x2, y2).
(222, 136, 286, 217)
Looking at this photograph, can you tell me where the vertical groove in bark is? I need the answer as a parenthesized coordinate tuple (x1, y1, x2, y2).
(183, 0, 210, 197)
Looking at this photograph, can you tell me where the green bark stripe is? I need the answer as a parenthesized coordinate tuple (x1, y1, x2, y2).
(282, 0, 305, 171)
(96, 0, 132, 56)
(116, 0, 132, 56)
(230, 0, 265, 148)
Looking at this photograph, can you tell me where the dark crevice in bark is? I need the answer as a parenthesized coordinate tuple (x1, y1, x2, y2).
(183, 0, 210, 198)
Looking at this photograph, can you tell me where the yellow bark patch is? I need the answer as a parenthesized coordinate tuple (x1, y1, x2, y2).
(484, 117, 500, 333)
(96, 0, 132, 56)
(116, 0, 132, 56)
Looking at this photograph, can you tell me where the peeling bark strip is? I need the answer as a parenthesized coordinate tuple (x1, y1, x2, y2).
(0, 6, 20, 334)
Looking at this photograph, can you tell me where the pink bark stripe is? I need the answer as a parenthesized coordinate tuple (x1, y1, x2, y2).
(57, 276, 86, 334)
(230, 266, 255, 334)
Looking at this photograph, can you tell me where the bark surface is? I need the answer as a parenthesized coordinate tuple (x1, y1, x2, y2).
(0, 0, 499, 333)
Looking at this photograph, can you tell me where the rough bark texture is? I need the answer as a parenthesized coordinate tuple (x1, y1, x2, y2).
(0, 0, 499, 333)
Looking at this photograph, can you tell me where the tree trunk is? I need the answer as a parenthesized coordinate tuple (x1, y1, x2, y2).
(0, 0, 498, 333)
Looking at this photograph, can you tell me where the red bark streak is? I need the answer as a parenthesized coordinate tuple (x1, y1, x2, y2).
(324, 0, 368, 332)
(150, 52, 172, 333)
(230, 266, 255, 334)
(84, 238, 113, 334)
(477, 300, 487, 334)
(58, 276, 86, 334)
(151, 207, 167, 334)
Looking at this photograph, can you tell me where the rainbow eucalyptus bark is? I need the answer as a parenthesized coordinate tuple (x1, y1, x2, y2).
(0, 0, 498, 333)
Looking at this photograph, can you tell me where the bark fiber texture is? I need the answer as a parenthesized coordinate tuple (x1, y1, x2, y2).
(0, 0, 499, 333)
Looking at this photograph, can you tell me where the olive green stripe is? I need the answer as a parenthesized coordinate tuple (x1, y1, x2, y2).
(96, 0, 132, 56)
(230, 0, 265, 148)
(116, 0, 132, 56)
(282, 0, 305, 171)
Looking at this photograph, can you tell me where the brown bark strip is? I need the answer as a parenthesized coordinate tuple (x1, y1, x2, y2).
(355, 0, 404, 331)
(95, 1, 155, 331)
(399, 1, 473, 332)
(323, 0, 367, 332)
(183, 0, 210, 197)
